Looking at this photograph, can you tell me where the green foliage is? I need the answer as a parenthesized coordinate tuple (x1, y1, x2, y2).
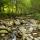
(0, 0, 40, 20)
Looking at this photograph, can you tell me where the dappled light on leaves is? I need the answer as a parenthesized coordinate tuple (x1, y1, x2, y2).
(12, 5, 16, 13)
(21, 0, 32, 8)
(0, 0, 40, 20)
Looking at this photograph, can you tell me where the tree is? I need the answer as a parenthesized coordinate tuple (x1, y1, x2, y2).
(0, 0, 4, 12)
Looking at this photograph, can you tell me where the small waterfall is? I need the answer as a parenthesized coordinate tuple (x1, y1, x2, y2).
(12, 34, 16, 40)
(11, 31, 16, 40)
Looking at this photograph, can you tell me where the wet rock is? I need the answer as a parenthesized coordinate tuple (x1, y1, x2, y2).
(0, 25, 5, 28)
(0, 30, 8, 33)
(38, 30, 40, 36)
(37, 37, 40, 40)
(27, 34, 33, 39)
(3, 20, 14, 26)
(32, 33, 38, 38)
(37, 24, 40, 29)
(34, 38, 39, 40)
(18, 26, 27, 34)
(1, 34, 5, 36)
(17, 26, 27, 40)
(0, 19, 15, 27)
(28, 27, 33, 33)
(14, 19, 21, 25)
(27, 37, 32, 40)
(21, 20, 26, 24)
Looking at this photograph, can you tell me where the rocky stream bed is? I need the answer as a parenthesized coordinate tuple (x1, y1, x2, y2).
(0, 17, 40, 40)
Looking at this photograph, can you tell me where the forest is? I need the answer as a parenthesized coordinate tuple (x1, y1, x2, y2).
(0, 0, 40, 40)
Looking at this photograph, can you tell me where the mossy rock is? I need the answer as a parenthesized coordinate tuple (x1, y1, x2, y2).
(0, 30, 8, 33)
